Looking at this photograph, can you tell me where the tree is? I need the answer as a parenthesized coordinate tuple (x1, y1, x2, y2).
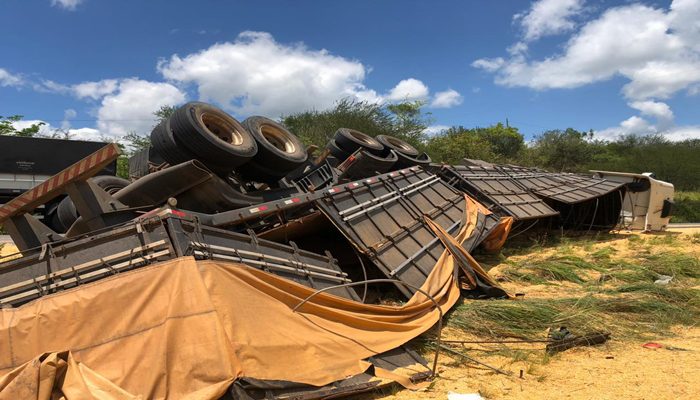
(0, 115, 45, 137)
(472, 123, 524, 160)
(154, 105, 176, 125)
(527, 128, 595, 172)
(281, 98, 432, 150)
(425, 126, 496, 164)
(385, 100, 432, 148)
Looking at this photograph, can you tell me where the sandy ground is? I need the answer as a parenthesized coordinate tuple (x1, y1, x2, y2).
(365, 228, 700, 400)
(375, 326, 700, 400)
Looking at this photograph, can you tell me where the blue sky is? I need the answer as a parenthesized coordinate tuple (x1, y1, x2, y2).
(1, 0, 699, 141)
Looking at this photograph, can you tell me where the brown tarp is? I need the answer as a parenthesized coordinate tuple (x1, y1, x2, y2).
(0, 198, 506, 399)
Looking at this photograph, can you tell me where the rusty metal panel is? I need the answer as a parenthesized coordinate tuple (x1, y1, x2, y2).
(440, 165, 559, 221)
(0, 220, 173, 307)
(0, 214, 360, 306)
(490, 165, 625, 204)
(171, 218, 360, 301)
(315, 167, 466, 298)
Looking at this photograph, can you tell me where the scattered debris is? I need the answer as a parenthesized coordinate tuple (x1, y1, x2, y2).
(448, 392, 485, 400)
(546, 328, 611, 355)
(655, 274, 673, 285)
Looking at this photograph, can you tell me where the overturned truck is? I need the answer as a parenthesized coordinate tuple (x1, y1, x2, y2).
(0, 102, 655, 399)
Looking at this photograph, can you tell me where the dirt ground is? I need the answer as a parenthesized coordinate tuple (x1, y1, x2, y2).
(370, 228, 700, 400)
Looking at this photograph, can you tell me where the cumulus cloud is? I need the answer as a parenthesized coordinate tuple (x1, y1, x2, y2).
(474, 2, 700, 101)
(158, 31, 443, 116)
(597, 100, 699, 141)
(6, 31, 457, 138)
(629, 100, 674, 130)
(0, 68, 22, 87)
(385, 78, 429, 101)
(158, 31, 378, 116)
(12, 119, 102, 141)
(96, 79, 186, 138)
(26, 77, 185, 137)
(50, 0, 83, 11)
(73, 79, 119, 99)
(430, 89, 463, 108)
(477, 0, 700, 141)
(61, 108, 77, 130)
(515, 0, 585, 41)
(663, 125, 700, 141)
(471, 58, 505, 72)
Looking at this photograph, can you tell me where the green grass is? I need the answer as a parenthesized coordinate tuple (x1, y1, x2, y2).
(671, 191, 700, 223)
(502, 255, 607, 284)
(445, 235, 700, 349)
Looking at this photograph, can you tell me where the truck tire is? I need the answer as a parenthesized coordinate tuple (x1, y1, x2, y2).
(340, 149, 398, 180)
(334, 128, 384, 155)
(170, 102, 257, 169)
(327, 139, 351, 161)
(375, 134, 419, 157)
(150, 119, 197, 166)
(243, 116, 307, 172)
(393, 152, 432, 170)
(56, 175, 131, 230)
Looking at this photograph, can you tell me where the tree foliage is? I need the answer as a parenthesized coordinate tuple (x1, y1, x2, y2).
(282, 98, 431, 150)
(0, 115, 44, 137)
(425, 126, 496, 164)
(425, 123, 524, 164)
(524, 128, 595, 172)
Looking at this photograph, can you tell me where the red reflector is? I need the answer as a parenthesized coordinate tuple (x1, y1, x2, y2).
(170, 209, 187, 217)
(291, 198, 301, 203)
(258, 205, 269, 211)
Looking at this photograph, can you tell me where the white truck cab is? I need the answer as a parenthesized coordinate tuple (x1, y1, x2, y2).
(590, 170, 674, 232)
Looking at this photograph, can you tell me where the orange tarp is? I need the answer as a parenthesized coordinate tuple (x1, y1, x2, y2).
(0, 198, 506, 399)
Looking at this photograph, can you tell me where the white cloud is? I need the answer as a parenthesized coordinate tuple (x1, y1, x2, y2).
(158, 31, 378, 116)
(61, 108, 77, 130)
(515, 0, 585, 41)
(622, 61, 700, 100)
(12, 79, 187, 141)
(597, 100, 699, 141)
(425, 125, 450, 136)
(158, 31, 439, 116)
(73, 79, 119, 99)
(664, 125, 700, 141)
(50, 0, 83, 11)
(629, 100, 674, 130)
(430, 89, 463, 108)
(471, 58, 504, 72)
(476, 0, 700, 142)
(96, 79, 186, 138)
(0, 68, 22, 87)
(385, 78, 429, 101)
(475, 1, 700, 101)
(12, 119, 102, 141)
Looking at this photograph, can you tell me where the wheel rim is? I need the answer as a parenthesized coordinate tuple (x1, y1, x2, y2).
(386, 136, 414, 152)
(348, 130, 377, 146)
(200, 112, 244, 146)
(261, 125, 296, 153)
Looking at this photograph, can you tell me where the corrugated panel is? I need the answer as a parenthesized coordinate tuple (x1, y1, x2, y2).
(440, 166, 559, 221)
(316, 168, 469, 298)
(0, 214, 360, 306)
(496, 167, 625, 204)
(446, 164, 625, 206)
